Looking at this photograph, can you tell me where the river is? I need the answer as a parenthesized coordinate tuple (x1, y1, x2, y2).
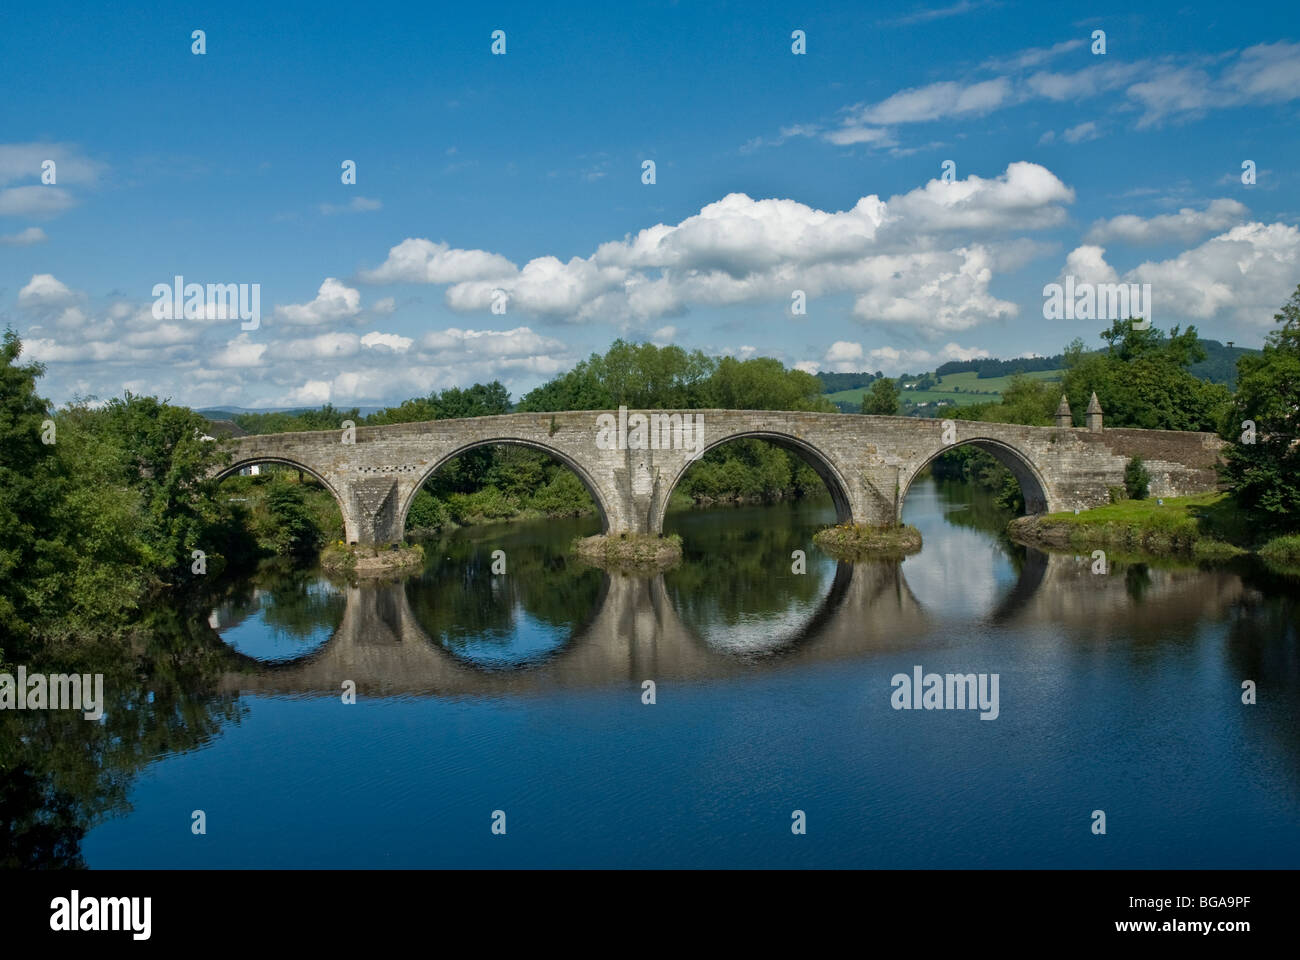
(8, 476, 1297, 868)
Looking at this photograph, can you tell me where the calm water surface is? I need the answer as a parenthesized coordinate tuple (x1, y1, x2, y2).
(25, 477, 1300, 868)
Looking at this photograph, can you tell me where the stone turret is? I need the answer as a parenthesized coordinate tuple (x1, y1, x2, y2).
(1054, 394, 1073, 428)
(1086, 391, 1103, 432)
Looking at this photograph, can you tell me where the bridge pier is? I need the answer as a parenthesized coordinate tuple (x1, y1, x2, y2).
(342, 476, 410, 545)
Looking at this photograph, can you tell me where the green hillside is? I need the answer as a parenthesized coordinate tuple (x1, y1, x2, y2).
(828, 368, 1064, 410)
(819, 338, 1254, 413)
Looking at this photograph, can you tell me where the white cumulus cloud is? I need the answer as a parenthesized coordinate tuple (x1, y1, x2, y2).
(1084, 198, 1249, 246)
(274, 278, 363, 326)
(366, 163, 1070, 337)
(1061, 221, 1300, 330)
(359, 238, 517, 284)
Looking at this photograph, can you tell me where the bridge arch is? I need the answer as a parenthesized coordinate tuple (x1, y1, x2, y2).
(898, 436, 1052, 520)
(649, 430, 855, 534)
(397, 437, 613, 536)
(215, 455, 351, 524)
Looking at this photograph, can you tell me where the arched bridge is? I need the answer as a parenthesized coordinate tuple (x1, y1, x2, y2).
(214, 408, 1225, 545)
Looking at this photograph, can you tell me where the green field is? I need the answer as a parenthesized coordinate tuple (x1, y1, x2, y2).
(828, 369, 1064, 408)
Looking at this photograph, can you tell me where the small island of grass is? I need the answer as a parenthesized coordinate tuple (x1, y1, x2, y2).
(813, 522, 922, 559)
(573, 532, 683, 571)
(321, 541, 425, 578)
(1006, 492, 1258, 562)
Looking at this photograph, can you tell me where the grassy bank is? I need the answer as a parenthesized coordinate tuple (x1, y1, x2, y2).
(1005, 492, 1296, 564)
(1259, 534, 1300, 574)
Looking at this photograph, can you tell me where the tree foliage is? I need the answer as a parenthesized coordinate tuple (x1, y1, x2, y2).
(1124, 457, 1151, 501)
(860, 377, 900, 415)
(951, 373, 1059, 426)
(1220, 283, 1300, 532)
(1061, 319, 1231, 431)
(0, 333, 236, 651)
(516, 339, 832, 413)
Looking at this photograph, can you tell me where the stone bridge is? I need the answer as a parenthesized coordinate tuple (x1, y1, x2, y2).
(214, 405, 1225, 545)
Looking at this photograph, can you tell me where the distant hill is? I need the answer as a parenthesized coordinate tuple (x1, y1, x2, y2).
(815, 371, 880, 394)
(824, 369, 1064, 413)
(816, 338, 1256, 412)
(934, 354, 1066, 379)
(1186, 339, 1255, 387)
(198, 405, 387, 419)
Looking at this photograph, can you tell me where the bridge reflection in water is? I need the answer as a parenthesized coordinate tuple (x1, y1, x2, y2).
(215, 551, 1245, 698)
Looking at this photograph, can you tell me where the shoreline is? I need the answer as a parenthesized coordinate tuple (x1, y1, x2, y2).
(1004, 493, 1299, 570)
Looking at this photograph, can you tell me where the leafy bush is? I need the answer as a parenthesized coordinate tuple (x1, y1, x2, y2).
(529, 470, 594, 517)
(1124, 457, 1151, 501)
(995, 473, 1024, 513)
(264, 479, 322, 556)
(1260, 534, 1300, 566)
(446, 486, 519, 523)
(406, 488, 450, 533)
(861, 377, 900, 415)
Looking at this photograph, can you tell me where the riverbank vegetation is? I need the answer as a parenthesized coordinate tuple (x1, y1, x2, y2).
(1005, 489, 1300, 571)
(1006, 493, 1248, 558)
(0, 331, 241, 656)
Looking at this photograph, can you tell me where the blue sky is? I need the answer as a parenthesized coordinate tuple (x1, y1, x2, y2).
(2, 0, 1298, 408)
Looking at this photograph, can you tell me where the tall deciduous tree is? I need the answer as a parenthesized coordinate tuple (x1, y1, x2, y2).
(0, 331, 58, 646)
(861, 377, 900, 415)
(1221, 284, 1300, 532)
(1062, 319, 1231, 431)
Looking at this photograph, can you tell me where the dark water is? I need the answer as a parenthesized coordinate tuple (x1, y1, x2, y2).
(8, 478, 1299, 868)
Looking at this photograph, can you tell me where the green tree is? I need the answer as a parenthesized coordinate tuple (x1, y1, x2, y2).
(1062, 319, 1231, 431)
(1221, 283, 1300, 532)
(0, 331, 61, 646)
(264, 479, 321, 556)
(1124, 457, 1151, 500)
(98, 393, 233, 579)
(430, 382, 511, 419)
(517, 339, 830, 413)
(517, 340, 715, 411)
(705, 356, 834, 411)
(861, 377, 900, 415)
